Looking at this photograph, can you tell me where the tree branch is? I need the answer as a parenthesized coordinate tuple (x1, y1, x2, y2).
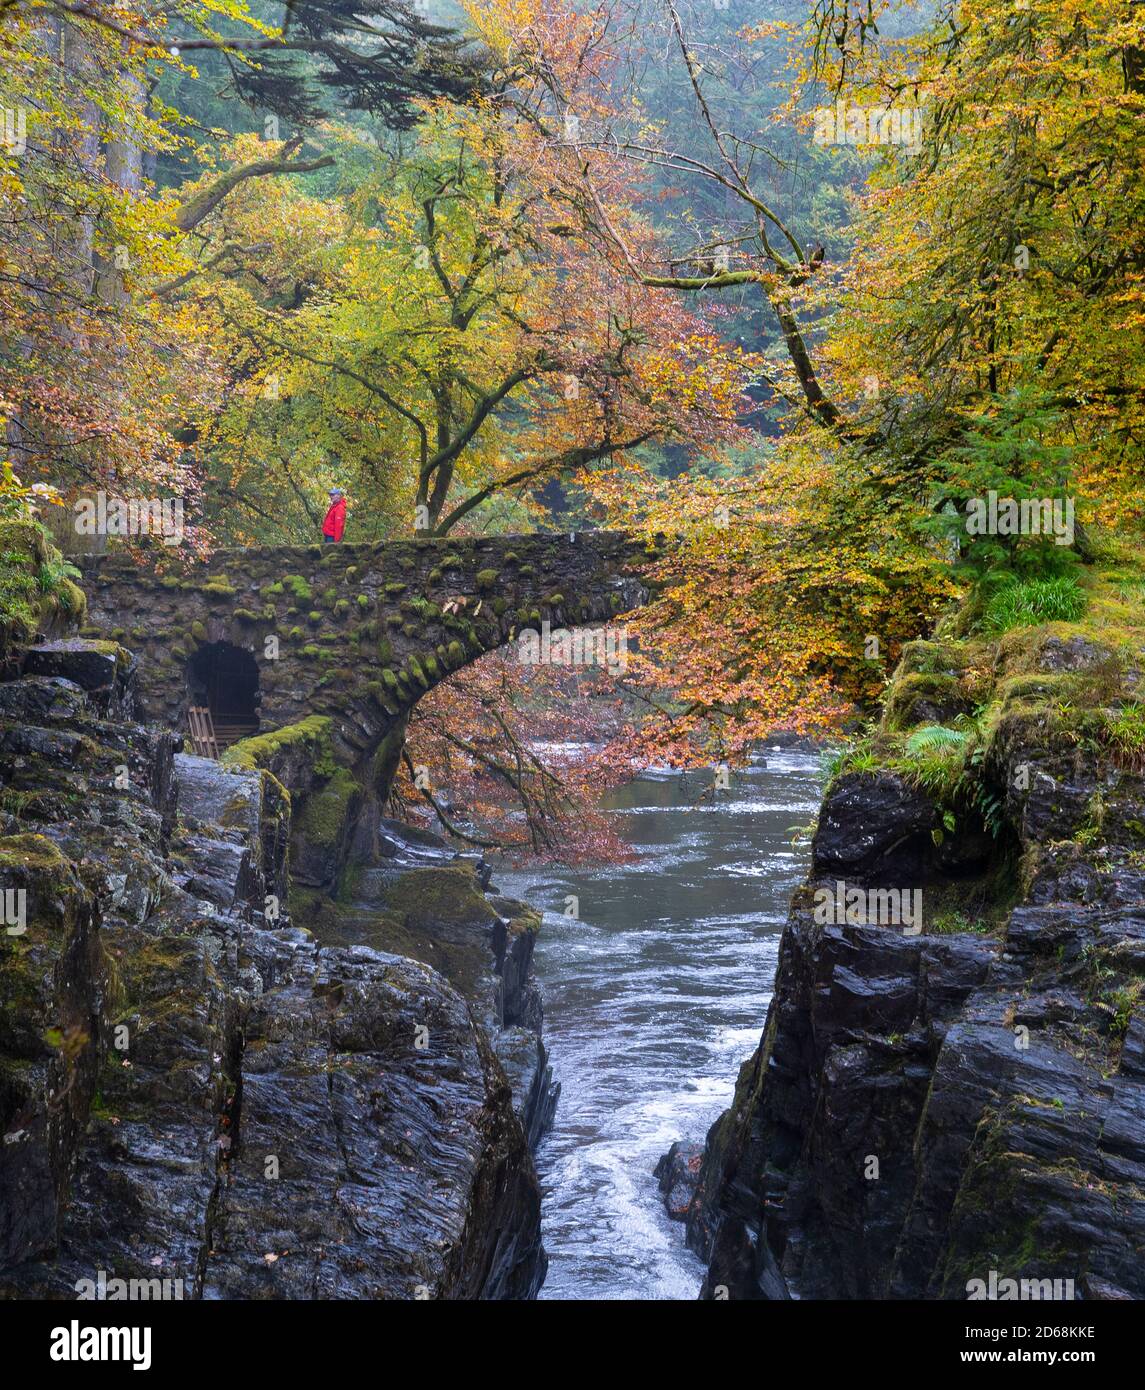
(175, 140, 334, 233)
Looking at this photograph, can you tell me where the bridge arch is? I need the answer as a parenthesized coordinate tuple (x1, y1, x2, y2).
(80, 531, 654, 890)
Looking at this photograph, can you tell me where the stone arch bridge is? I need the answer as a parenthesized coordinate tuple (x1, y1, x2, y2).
(76, 531, 652, 886)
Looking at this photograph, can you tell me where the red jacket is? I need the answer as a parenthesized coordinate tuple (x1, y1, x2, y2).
(322, 497, 346, 542)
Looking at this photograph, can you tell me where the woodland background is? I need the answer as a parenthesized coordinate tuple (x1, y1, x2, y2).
(1, 0, 1142, 854)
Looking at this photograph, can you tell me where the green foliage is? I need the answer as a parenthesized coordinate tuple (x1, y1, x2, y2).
(925, 389, 1080, 581)
(897, 724, 972, 799)
(930, 910, 990, 935)
(0, 540, 40, 643)
(903, 724, 971, 757)
(36, 551, 81, 598)
(957, 747, 1007, 840)
(0, 517, 85, 654)
(1102, 704, 1145, 771)
(821, 732, 878, 782)
(980, 577, 1087, 634)
(1107, 984, 1142, 1039)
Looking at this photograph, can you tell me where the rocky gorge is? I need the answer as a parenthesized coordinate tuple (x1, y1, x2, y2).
(3, 532, 1144, 1304)
(666, 563, 1145, 1301)
(0, 632, 555, 1299)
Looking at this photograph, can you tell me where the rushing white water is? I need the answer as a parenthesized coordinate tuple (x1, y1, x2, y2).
(493, 746, 822, 1301)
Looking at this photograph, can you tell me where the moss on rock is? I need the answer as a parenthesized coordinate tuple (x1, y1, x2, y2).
(883, 673, 972, 732)
(296, 767, 360, 850)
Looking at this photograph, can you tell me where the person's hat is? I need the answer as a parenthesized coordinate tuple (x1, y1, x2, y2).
(329, 487, 344, 498)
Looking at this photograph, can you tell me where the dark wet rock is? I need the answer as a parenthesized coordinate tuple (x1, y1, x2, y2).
(690, 658, 1145, 1301)
(21, 638, 135, 717)
(328, 849, 559, 1148)
(987, 710, 1100, 848)
(376, 816, 461, 873)
(0, 837, 104, 1269)
(202, 941, 544, 1300)
(496, 1024, 559, 1150)
(812, 772, 939, 886)
(0, 650, 548, 1299)
(173, 753, 289, 919)
(813, 769, 995, 887)
(171, 827, 259, 914)
(654, 1142, 704, 1222)
(0, 676, 88, 725)
(0, 700, 177, 933)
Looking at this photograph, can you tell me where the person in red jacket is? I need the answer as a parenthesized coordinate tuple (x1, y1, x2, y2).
(322, 487, 347, 544)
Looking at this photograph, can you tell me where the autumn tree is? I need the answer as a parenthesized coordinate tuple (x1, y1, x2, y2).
(169, 92, 751, 543)
(490, 0, 1145, 759)
(0, 0, 492, 553)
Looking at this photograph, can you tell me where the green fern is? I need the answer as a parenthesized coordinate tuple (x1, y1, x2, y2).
(37, 553, 81, 594)
(952, 747, 1007, 838)
(904, 724, 971, 758)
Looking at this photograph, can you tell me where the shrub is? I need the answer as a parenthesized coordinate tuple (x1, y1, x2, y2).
(981, 576, 1086, 633)
(1103, 704, 1145, 771)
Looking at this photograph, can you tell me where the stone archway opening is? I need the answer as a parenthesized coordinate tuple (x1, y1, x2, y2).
(187, 642, 260, 749)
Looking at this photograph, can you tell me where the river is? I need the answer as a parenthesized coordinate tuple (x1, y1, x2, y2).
(492, 743, 822, 1300)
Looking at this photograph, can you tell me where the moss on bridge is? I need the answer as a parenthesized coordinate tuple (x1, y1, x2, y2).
(77, 532, 649, 883)
(222, 715, 336, 778)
